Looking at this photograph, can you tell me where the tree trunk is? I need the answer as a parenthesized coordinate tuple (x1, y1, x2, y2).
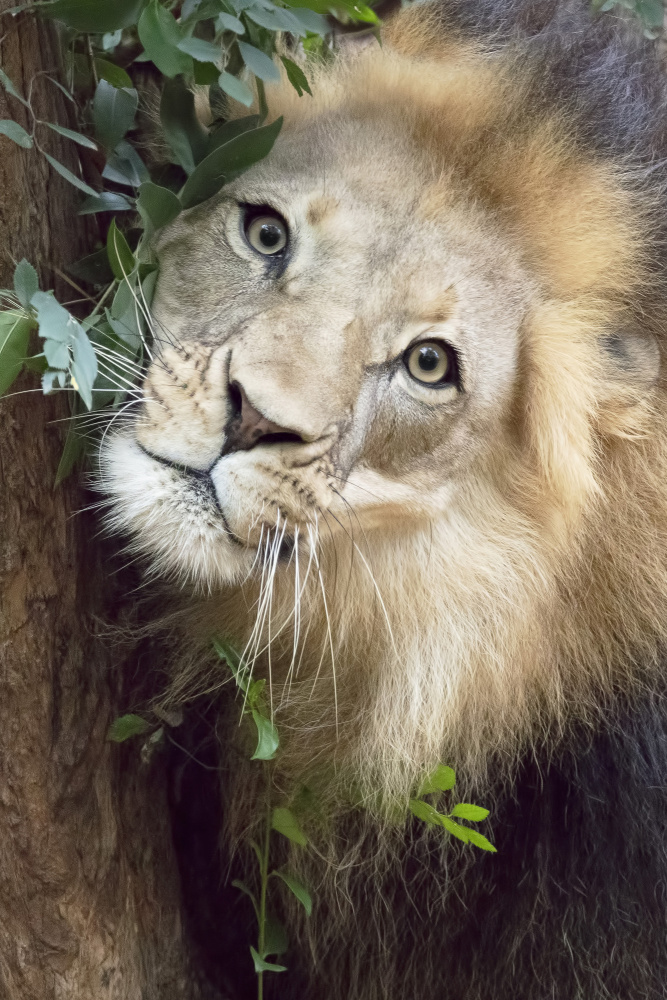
(0, 7, 198, 997)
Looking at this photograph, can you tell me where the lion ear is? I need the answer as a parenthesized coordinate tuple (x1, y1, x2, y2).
(597, 329, 661, 439)
(600, 330, 660, 390)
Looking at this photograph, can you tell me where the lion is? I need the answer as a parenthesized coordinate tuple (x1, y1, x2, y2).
(98, 0, 667, 997)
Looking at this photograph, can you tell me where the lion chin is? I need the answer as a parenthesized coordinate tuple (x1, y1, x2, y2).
(98, 0, 667, 997)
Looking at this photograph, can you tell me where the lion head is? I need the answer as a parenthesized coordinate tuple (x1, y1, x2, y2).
(99, 6, 667, 799)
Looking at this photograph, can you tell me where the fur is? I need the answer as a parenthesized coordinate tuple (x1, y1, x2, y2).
(98, 2, 667, 996)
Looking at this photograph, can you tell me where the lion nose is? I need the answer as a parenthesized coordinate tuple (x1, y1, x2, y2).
(223, 381, 305, 454)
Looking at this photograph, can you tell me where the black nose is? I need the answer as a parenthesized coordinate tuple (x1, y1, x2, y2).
(223, 381, 304, 454)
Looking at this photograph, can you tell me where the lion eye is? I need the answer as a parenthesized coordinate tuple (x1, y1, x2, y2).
(405, 340, 452, 385)
(244, 213, 288, 255)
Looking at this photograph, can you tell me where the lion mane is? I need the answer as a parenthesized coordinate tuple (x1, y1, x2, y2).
(101, 1, 667, 997)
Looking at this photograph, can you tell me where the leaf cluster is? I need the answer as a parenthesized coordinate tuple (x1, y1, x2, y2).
(214, 638, 313, 990)
(0, 0, 375, 464)
(409, 764, 497, 853)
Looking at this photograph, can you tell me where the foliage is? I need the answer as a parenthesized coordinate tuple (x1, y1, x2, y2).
(593, 0, 664, 36)
(0, 0, 376, 475)
(210, 639, 496, 995)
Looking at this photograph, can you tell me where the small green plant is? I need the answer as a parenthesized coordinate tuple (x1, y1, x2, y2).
(213, 638, 312, 999)
(211, 638, 496, 996)
(409, 764, 496, 852)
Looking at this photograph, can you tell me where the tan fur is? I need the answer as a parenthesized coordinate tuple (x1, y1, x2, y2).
(99, 7, 667, 824)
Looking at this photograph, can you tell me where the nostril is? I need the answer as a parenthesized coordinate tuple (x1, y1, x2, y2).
(257, 431, 303, 446)
(224, 379, 305, 453)
(228, 380, 243, 421)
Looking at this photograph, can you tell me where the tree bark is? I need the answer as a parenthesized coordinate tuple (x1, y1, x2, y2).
(0, 7, 198, 998)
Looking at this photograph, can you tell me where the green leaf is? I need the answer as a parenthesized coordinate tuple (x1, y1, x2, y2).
(273, 871, 312, 915)
(0, 67, 30, 108)
(271, 806, 308, 846)
(237, 41, 280, 83)
(418, 764, 456, 795)
(246, 677, 266, 708)
(180, 115, 283, 209)
(465, 829, 497, 853)
(42, 369, 66, 393)
(0, 120, 33, 148)
(217, 70, 254, 108)
(638, 0, 664, 26)
(245, 4, 305, 34)
(440, 816, 471, 843)
(280, 57, 311, 97)
(208, 114, 260, 152)
(102, 29, 123, 51)
(176, 37, 221, 64)
(70, 325, 98, 409)
(141, 268, 159, 310)
(250, 709, 279, 760)
(160, 77, 209, 175)
(13, 259, 38, 309)
(250, 946, 286, 974)
(43, 152, 97, 195)
(137, 182, 182, 231)
(288, 7, 328, 34)
(106, 219, 136, 281)
(231, 878, 259, 916)
(107, 713, 150, 742)
(40, 0, 148, 32)
(182, 0, 223, 20)
(408, 798, 445, 827)
(93, 80, 138, 150)
(213, 636, 244, 672)
(0, 312, 32, 396)
(78, 191, 135, 215)
(44, 122, 97, 150)
(217, 11, 245, 32)
(43, 338, 69, 369)
(228, 0, 257, 13)
(103, 140, 150, 188)
(32, 291, 78, 342)
(193, 61, 221, 86)
(94, 57, 133, 90)
(450, 803, 490, 822)
(54, 418, 87, 485)
(138, 0, 193, 78)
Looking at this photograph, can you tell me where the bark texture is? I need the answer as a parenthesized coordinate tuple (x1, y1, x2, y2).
(0, 6, 197, 998)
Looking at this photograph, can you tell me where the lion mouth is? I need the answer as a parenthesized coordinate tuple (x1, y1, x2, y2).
(135, 441, 304, 556)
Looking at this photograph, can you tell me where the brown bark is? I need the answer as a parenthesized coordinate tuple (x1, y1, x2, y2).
(0, 7, 197, 998)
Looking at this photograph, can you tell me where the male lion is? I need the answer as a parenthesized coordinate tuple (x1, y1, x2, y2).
(100, 0, 667, 996)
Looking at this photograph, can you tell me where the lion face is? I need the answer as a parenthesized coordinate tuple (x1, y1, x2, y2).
(100, 111, 533, 588)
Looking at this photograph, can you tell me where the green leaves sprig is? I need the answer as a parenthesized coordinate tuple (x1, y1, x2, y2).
(214, 638, 312, 997)
(409, 764, 497, 852)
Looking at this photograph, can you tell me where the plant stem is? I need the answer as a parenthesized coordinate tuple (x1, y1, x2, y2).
(257, 782, 272, 1000)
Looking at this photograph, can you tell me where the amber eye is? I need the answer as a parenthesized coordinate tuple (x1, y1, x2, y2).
(244, 213, 288, 255)
(405, 340, 452, 385)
